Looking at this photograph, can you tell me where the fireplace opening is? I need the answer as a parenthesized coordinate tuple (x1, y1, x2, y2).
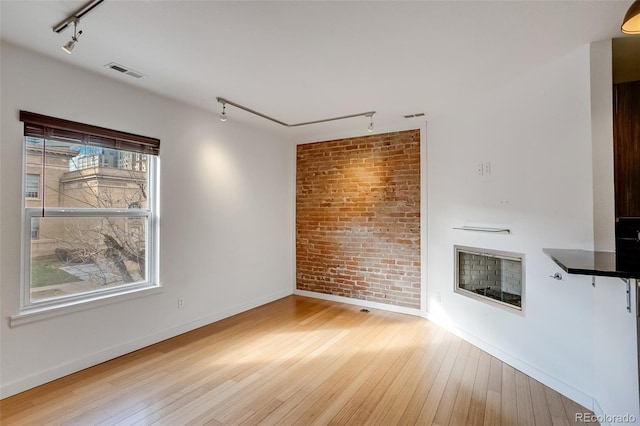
(454, 245, 525, 312)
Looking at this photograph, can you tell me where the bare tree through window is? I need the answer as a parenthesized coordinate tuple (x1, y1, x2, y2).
(26, 138, 151, 301)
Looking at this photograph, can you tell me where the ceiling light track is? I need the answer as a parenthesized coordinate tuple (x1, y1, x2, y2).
(216, 97, 375, 129)
(52, 0, 105, 34)
(217, 97, 288, 126)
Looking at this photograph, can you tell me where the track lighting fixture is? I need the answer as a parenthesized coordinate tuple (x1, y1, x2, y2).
(220, 103, 227, 122)
(622, 0, 640, 34)
(61, 18, 82, 54)
(53, 0, 104, 55)
(367, 114, 374, 133)
(216, 97, 375, 131)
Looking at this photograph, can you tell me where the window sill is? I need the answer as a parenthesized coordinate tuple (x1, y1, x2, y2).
(10, 284, 162, 328)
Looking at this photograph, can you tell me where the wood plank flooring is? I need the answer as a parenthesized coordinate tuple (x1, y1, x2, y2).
(0, 296, 597, 425)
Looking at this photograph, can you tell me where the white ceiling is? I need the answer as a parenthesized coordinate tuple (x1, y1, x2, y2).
(0, 0, 635, 139)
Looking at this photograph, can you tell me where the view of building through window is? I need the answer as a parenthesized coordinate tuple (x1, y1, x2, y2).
(25, 173, 40, 198)
(25, 136, 152, 303)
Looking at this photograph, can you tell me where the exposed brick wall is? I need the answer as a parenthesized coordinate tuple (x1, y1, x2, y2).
(296, 129, 421, 309)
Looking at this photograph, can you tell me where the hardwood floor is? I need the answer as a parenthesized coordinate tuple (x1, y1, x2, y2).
(0, 296, 597, 425)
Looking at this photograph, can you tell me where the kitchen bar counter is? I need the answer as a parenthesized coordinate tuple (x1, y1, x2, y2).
(543, 248, 640, 279)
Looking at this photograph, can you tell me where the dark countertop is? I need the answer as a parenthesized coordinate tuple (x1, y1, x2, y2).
(543, 248, 640, 279)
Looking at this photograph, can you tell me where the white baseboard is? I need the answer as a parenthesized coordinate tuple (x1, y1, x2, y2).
(0, 288, 291, 399)
(421, 311, 596, 411)
(592, 400, 609, 426)
(293, 289, 422, 317)
(294, 289, 599, 414)
(3, 287, 602, 417)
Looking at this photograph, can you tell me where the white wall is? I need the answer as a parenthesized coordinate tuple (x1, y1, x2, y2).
(0, 42, 293, 397)
(590, 40, 640, 422)
(593, 276, 639, 422)
(2, 38, 638, 420)
(426, 45, 598, 407)
(591, 40, 616, 252)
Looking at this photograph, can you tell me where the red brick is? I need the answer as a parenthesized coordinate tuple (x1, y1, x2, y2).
(296, 130, 421, 309)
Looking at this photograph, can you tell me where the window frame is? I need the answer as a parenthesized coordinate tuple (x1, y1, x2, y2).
(22, 158, 159, 311)
(15, 112, 161, 324)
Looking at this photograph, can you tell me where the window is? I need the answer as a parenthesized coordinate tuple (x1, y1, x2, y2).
(20, 111, 160, 312)
(25, 174, 40, 198)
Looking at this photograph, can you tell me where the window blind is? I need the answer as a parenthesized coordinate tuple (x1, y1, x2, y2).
(20, 110, 160, 156)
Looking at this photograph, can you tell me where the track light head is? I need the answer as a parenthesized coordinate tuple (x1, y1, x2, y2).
(367, 113, 374, 133)
(62, 40, 76, 54)
(220, 104, 227, 122)
(61, 19, 82, 55)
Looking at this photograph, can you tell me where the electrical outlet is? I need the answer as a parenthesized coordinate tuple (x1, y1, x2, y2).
(477, 163, 484, 176)
(483, 162, 491, 175)
(436, 291, 441, 302)
(178, 297, 184, 309)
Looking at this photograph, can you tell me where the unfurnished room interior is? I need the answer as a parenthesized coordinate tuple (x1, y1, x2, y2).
(1, 1, 639, 425)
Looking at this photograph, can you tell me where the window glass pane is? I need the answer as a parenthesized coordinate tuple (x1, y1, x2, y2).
(25, 138, 149, 209)
(29, 216, 147, 302)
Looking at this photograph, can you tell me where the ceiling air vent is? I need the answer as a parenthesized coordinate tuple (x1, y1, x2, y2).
(105, 62, 145, 79)
(403, 113, 426, 119)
